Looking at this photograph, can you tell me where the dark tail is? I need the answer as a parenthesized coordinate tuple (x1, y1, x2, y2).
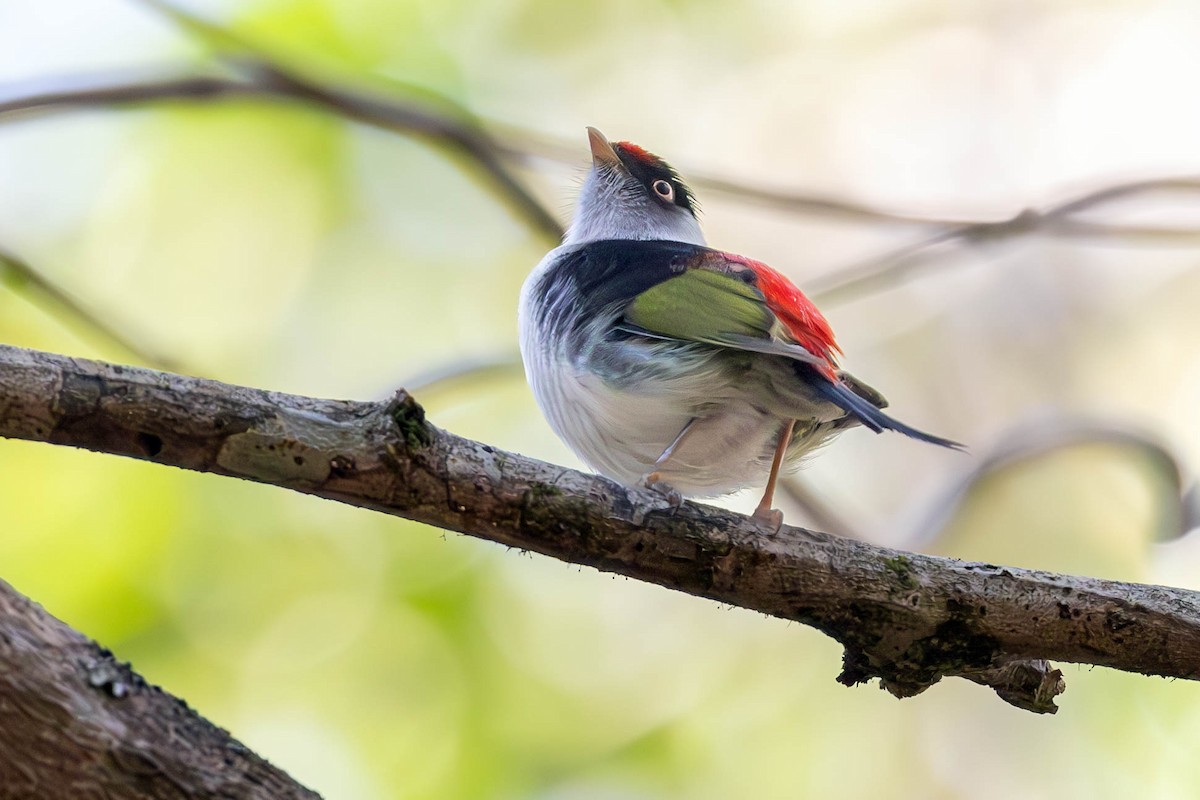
(814, 374, 965, 451)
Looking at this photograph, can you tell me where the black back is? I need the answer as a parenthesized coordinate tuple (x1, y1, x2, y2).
(529, 239, 706, 354)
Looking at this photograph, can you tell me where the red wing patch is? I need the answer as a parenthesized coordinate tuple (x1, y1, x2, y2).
(722, 253, 841, 374)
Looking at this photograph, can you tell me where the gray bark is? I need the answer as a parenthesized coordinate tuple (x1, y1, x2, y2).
(4, 343, 1200, 716)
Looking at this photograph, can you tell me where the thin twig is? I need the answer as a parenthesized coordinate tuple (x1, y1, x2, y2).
(0, 69, 564, 241)
(810, 180, 1200, 304)
(778, 476, 865, 540)
(400, 354, 524, 399)
(0, 248, 176, 369)
(907, 417, 1189, 550)
(8, 68, 1200, 250)
(494, 131, 968, 227)
(125, 0, 1032, 231)
(135, 0, 567, 242)
(1051, 176, 1200, 215)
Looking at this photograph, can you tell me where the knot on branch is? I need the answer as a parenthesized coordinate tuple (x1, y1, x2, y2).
(82, 649, 142, 699)
(981, 660, 1066, 714)
(386, 390, 431, 450)
(836, 602, 1065, 714)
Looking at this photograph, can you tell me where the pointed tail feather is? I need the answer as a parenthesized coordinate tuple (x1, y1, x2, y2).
(815, 377, 965, 451)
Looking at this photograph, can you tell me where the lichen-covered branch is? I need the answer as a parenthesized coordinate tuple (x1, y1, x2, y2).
(4, 344, 1200, 714)
(0, 574, 317, 798)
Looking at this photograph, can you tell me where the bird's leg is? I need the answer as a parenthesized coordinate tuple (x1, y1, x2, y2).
(641, 418, 696, 508)
(752, 419, 796, 532)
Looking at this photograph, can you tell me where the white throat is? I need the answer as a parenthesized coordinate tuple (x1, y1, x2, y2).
(564, 210, 705, 247)
(562, 170, 706, 247)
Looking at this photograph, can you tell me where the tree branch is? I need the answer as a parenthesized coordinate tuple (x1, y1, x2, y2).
(0, 572, 317, 798)
(6, 344, 1200, 714)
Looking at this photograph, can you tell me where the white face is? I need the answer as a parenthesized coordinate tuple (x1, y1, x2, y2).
(563, 160, 706, 247)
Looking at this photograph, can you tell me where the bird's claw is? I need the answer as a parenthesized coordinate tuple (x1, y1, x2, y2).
(750, 506, 784, 534)
(641, 471, 683, 508)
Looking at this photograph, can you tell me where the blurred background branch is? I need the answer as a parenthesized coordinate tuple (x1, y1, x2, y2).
(7, 66, 1200, 253)
(809, 179, 1200, 305)
(1, 69, 565, 242)
(907, 416, 1194, 549)
(0, 247, 176, 368)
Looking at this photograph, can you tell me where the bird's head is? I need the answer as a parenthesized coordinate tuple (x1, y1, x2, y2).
(563, 127, 705, 247)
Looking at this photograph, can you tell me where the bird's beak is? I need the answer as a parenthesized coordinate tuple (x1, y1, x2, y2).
(587, 127, 623, 171)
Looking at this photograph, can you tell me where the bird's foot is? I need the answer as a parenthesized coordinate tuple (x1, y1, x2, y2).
(641, 471, 683, 508)
(750, 505, 784, 534)
(629, 472, 683, 526)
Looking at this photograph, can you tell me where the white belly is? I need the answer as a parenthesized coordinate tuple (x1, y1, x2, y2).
(524, 353, 783, 496)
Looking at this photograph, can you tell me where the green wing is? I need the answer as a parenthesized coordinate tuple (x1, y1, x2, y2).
(623, 264, 822, 365)
(626, 268, 771, 340)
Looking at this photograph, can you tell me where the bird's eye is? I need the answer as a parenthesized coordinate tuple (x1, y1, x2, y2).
(652, 179, 675, 201)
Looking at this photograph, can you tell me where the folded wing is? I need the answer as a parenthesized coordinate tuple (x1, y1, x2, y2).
(595, 240, 962, 450)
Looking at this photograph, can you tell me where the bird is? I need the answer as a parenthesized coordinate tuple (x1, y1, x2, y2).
(518, 127, 961, 529)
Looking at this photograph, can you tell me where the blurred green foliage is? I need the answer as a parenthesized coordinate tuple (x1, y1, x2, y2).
(4, 0, 1200, 798)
